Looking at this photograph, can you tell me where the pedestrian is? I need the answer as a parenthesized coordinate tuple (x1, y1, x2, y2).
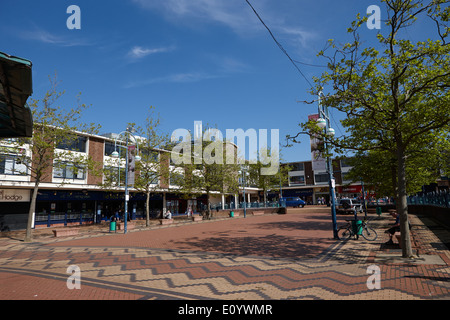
(384, 211, 400, 245)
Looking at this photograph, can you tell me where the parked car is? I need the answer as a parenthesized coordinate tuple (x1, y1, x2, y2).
(336, 198, 363, 214)
(280, 197, 306, 208)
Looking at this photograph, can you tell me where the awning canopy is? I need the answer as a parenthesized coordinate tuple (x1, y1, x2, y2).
(0, 51, 33, 138)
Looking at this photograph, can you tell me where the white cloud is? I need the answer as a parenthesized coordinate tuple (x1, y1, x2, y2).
(131, 0, 261, 34)
(131, 0, 316, 48)
(20, 27, 92, 47)
(124, 72, 219, 88)
(127, 46, 175, 59)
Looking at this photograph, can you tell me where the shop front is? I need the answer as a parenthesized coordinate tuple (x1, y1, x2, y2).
(336, 185, 363, 199)
(35, 190, 164, 227)
(282, 188, 314, 205)
(0, 189, 31, 231)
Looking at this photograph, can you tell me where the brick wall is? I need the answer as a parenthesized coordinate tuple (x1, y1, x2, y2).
(87, 137, 104, 185)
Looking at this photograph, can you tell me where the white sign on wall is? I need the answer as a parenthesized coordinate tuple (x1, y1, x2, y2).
(0, 189, 31, 202)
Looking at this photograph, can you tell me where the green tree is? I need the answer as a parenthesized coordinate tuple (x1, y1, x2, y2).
(299, 0, 449, 257)
(5, 76, 100, 242)
(247, 148, 290, 203)
(171, 125, 240, 219)
(133, 107, 172, 226)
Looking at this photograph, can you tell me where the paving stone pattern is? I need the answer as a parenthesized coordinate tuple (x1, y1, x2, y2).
(0, 207, 449, 300)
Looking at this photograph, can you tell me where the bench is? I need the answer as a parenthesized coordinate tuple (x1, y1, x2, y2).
(52, 228, 80, 237)
(252, 211, 264, 216)
(191, 215, 203, 222)
(116, 222, 135, 231)
(394, 230, 420, 251)
(159, 219, 173, 225)
(394, 232, 402, 247)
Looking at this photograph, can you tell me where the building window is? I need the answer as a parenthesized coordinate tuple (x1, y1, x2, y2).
(169, 172, 184, 186)
(54, 161, 85, 180)
(56, 136, 87, 153)
(314, 173, 329, 184)
(289, 175, 305, 185)
(289, 162, 304, 171)
(104, 141, 126, 157)
(0, 154, 28, 176)
(103, 166, 125, 186)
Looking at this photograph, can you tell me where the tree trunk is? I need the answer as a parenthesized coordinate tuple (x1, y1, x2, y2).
(145, 191, 150, 227)
(206, 192, 211, 220)
(396, 143, 413, 258)
(24, 182, 40, 242)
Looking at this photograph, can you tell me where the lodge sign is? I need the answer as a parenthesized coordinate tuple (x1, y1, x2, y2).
(0, 189, 30, 202)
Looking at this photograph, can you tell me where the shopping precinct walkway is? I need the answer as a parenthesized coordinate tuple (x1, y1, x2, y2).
(0, 206, 449, 300)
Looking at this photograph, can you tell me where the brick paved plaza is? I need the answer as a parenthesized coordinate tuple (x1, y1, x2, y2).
(1, 206, 449, 303)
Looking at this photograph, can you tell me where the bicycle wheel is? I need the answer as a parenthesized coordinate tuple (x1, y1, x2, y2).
(338, 227, 352, 240)
(361, 226, 377, 241)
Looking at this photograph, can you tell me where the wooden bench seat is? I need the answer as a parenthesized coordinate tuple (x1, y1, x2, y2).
(116, 222, 135, 231)
(394, 232, 402, 247)
(159, 219, 173, 225)
(252, 211, 264, 216)
(52, 228, 80, 237)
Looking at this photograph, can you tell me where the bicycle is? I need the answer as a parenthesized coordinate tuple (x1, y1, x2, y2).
(338, 218, 378, 241)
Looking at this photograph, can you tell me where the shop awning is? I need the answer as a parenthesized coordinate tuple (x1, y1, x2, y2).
(0, 51, 33, 138)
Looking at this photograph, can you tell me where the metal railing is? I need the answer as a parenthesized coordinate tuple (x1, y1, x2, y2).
(35, 212, 95, 227)
(210, 201, 282, 210)
(407, 191, 450, 208)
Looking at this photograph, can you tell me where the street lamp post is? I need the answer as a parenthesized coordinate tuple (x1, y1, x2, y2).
(111, 127, 141, 234)
(239, 166, 249, 218)
(317, 91, 339, 240)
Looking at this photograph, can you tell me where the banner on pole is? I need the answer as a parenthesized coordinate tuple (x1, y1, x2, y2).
(127, 145, 136, 186)
(308, 114, 327, 172)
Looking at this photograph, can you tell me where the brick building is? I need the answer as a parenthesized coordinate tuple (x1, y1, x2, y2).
(0, 131, 231, 231)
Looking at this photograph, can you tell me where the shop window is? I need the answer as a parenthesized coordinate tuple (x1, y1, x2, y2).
(166, 200, 179, 214)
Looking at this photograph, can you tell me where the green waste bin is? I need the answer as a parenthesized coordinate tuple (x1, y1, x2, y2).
(376, 207, 382, 216)
(109, 221, 116, 232)
(230, 211, 234, 218)
(352, 220, 363, 235)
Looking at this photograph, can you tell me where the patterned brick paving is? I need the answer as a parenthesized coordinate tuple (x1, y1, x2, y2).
(1, 207, 449, 300)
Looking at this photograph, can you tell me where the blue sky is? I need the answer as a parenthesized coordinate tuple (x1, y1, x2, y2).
(0, 0, 440, 163)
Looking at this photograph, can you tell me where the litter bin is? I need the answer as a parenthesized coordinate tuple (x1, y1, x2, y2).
(376, 207, 382, 216)
(109, 221, 116, 233)
(230, 211, 234, 218)
(352, 220, 363, 235)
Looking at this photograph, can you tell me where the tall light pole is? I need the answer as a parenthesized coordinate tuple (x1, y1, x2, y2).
(317, 91, 339, 239)
(111, 127, 141, 234)
(239, 166, 249, 218)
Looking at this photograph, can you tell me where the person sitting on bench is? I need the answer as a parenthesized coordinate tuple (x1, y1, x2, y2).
(385, 211, 400, 245)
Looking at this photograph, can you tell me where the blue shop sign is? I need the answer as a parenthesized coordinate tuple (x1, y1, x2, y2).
(37, 190, 162, 201)
(282, 189, 314, 197)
